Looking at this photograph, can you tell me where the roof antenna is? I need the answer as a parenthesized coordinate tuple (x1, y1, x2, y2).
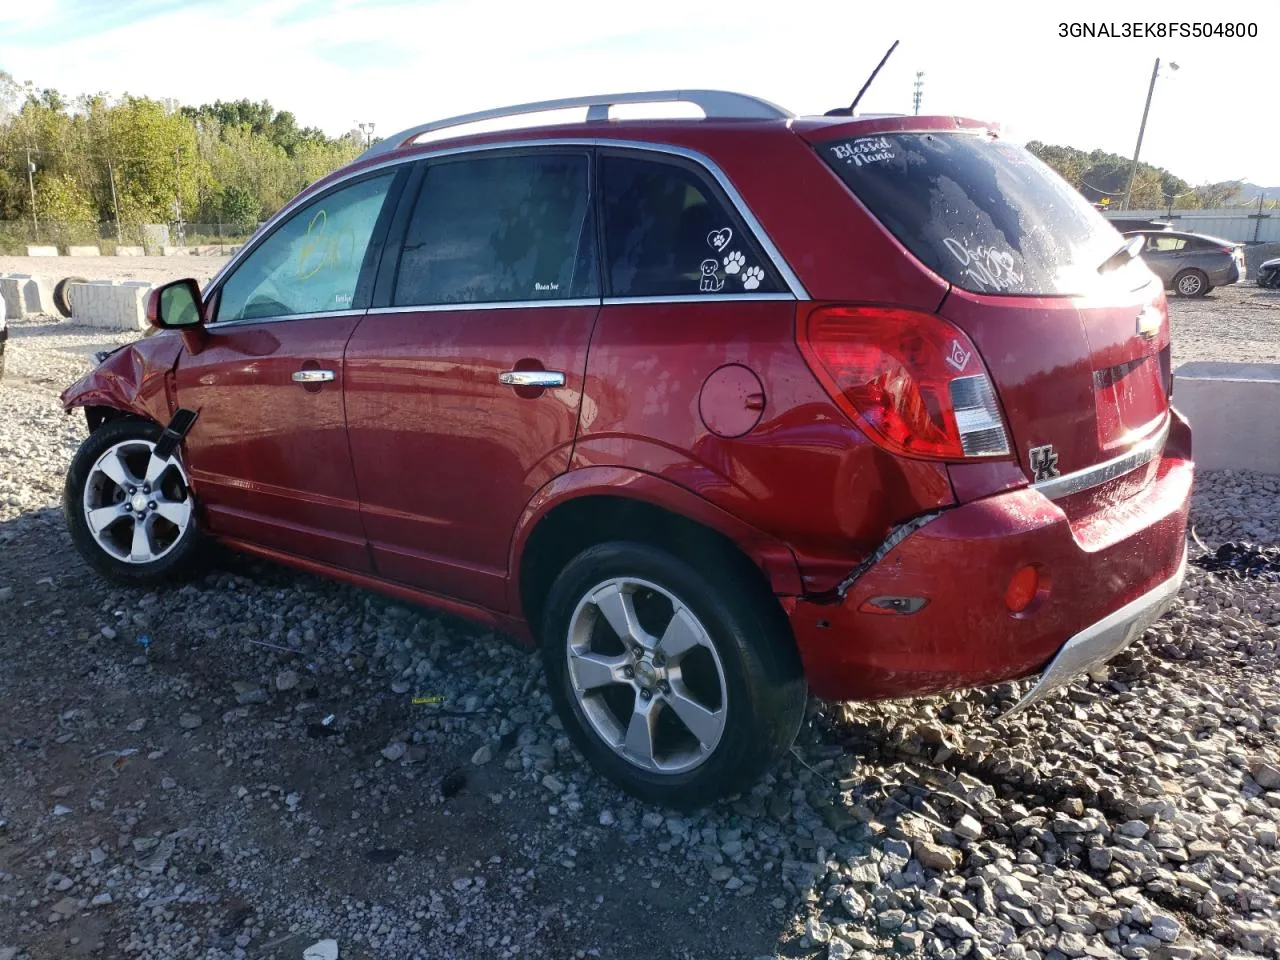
(826, 40, 900, 117)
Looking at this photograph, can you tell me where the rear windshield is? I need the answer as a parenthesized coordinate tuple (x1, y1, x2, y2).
(819, 132, 1127, 296)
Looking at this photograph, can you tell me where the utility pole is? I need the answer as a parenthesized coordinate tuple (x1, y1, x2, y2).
(913, 72, 924, 115)
(25, 146, 38, 239)
(174, 148, 185, 246)
(1124, 58, 1177, 211)
(357, 121, 376, 148)
(106, 157, 122, 239)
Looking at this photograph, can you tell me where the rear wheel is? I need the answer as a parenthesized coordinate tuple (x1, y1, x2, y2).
(65, 418, 204, 585)
(541, 541, 806, 809)
(1173, 269, 1208, 297)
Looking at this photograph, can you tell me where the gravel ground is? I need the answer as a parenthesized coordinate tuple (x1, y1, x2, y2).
(0, 256, 229, 292)
(1169, 284, 1280, 367)
(2, 294, 1279, 960)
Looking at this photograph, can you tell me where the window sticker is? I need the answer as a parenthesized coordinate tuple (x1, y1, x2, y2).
(741, 266, 764, 290)
(941, 237, 1025, 293)
(706, 227, 733, 252)
(830, 136, 895, 168)
(699, 258, 725, 292)
(723, 250, 745, 275)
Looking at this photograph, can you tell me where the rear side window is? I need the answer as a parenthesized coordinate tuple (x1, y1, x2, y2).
(394, 152, 595, 306)
(1147, 235, 1186, 252)
(601, 154, 782, 298)
(819, 132, 1126, 296)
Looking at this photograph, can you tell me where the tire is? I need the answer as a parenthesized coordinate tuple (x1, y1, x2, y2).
(541, 541, 807, 810)
(53, 276, 88, 318)
(64, 418, 204, 586)
(1173, 269, 1208, 297)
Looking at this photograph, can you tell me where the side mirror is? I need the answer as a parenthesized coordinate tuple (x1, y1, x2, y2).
(147, 278, 209, 353)
(147, 278, 205, 330)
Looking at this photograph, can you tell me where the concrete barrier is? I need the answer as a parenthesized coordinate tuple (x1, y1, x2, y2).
(66, 245, 101, 257)
(0, 274, 52, 316)
(114, 246, 145, 257)
(160, 246, 190, 256)
(67, 280, 151, 331)
(1174, 362, 1280, 475)
(26, 245, 58, 257)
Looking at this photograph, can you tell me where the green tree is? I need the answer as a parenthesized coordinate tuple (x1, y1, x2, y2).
(35, 173, 95, 223)
(219, 184, 259, 231)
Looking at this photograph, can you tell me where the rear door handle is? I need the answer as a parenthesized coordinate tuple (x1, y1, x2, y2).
(498, 370, 565, 388)
(292, 369, 335, 383)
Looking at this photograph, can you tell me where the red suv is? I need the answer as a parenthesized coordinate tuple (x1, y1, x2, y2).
(62, 91, 1193, 809)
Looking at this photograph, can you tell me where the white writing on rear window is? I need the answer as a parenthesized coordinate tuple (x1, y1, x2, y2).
(942, 237, 1025, 293)
(831, 137, 895, 167)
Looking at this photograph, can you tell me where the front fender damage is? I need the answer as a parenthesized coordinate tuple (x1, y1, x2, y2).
(61, 334, 183, 428)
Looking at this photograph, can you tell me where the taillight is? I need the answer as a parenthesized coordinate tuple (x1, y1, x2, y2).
(797, 305, 1011, 460)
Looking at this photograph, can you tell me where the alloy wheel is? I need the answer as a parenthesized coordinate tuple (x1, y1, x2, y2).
(565, 577, 728, 774)
(81, 439, 193, 564)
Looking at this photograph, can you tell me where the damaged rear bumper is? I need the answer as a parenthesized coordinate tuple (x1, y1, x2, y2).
(784, 413, 1193, 703)
(1001, 542, 1186, 718)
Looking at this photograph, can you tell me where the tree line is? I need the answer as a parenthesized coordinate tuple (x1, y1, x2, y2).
(0, 71, 1268, 238)
(0, 72, 364, 235)
(1024, 141, 1270, 211)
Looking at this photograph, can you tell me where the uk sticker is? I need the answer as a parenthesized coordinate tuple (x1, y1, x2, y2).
(946, 340, 972, 372)
(1029, 444, 1061, 482)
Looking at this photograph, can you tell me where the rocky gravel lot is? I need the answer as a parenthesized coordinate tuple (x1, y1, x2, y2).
(2, 291, 1280, 960)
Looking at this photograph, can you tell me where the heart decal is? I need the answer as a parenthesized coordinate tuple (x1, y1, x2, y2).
(707, 227, 733, 252)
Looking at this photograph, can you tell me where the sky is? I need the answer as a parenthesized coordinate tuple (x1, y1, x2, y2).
(1, 0, 1277, 188)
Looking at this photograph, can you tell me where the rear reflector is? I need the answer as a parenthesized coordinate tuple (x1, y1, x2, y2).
(1005, 565, 1040, 612)
(797, 306, 1011, 461)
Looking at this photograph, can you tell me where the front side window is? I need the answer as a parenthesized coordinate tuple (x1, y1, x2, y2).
(600, 154, 783, 298)
(393, 152, 594, 306)
(216, 173, 394, 322)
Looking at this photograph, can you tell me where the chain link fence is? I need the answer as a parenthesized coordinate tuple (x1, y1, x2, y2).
(0, 221, 259, 256)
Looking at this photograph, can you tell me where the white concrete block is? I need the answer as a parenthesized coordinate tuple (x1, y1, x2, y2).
(160, 246, 190, 256)
(66, 245, 101, 257)
(114, 246, 145, 257)
(26, 245, 58, 257)
(1174, 362, 1280, 475)
(0, 274, 52, 316)
(67, 280, 151, 331)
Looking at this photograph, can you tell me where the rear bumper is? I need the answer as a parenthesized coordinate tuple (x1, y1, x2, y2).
(787, 410, 1194, 702)
(1002, 542, 1185, 716)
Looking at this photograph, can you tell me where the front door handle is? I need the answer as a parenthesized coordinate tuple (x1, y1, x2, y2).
(292, 369, 336, 383)
(498, 370, 565, 388)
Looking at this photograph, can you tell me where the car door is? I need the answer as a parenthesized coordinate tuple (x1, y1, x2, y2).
(1142, 233, 1185, 285)
(344, 148, 599, 609)
(177, 169, 405, 570)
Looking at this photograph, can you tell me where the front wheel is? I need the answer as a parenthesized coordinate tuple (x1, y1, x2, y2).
(541, 541, 807, 810)
(64, 418, 204, 586)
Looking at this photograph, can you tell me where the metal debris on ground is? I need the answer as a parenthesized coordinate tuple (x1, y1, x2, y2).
(1192, 540, 1280, 581)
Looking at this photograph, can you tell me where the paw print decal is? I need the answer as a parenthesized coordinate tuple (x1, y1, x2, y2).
(722, 251, 745, 275)
(741, 266, 764, 290)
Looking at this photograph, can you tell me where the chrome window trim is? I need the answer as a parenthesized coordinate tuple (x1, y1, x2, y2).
(603, 293, 795, 305)
(207, 308, 367, 330)
(205, 138, 809, 303)
(370, 298, 601, 315)
(1032, 415, 1170, 501)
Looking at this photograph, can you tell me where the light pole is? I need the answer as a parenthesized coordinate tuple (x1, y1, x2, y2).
(1123, 59, 1178, 211)
(357, 121, 376, 148)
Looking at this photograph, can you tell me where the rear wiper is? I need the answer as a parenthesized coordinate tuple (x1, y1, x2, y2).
(1098, 235, 1145, 275)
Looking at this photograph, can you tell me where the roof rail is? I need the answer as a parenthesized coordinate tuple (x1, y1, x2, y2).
(356, 90, 793, 162)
